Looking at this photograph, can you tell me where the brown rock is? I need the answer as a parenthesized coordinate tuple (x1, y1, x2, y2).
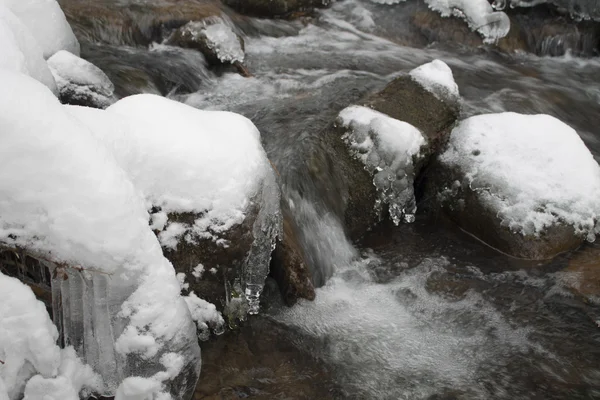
(270, 208, 316, 306)
(222, 0, 333, 18)
(423, 159, 585, 260)
(311, 74, 460, 240)
(565, 245, 600, 298)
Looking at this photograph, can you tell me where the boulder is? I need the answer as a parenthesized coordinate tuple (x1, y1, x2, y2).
(425, 112, 600, 260)
(309, 60, 460, 239)
(167, 21, 251, 76)
(223, 0, 333, 18)
(47, 50, 116, 108)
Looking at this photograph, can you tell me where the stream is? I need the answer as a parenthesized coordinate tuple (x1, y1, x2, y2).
(72, 0, 600, 398)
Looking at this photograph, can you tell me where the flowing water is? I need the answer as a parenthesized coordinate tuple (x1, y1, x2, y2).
(70, 0, 600, 398)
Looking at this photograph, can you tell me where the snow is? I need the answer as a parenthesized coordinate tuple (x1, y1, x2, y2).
(114, 353, 184, 400)
(338, 105, 426, 224)
(409, 60, 459, 101)
(192, 264, 205, 279)
(440, 112, 600, 240)
(0, 273, 100, 400)
(47, 50, 115, 108)
(0, 4, 57, 92)
(0, 0, 79, 58)
(184, 292, 225, 341)
(0, 71, 200, 397)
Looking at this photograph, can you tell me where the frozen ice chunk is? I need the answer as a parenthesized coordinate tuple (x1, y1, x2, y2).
(0, 5, 57, 92)
(47, 50, 115, 109)
(409, 59, 459, 102)
(0, 71, 200, 398)
(0, 0, 79, 58)
(338, 105, 426, 224)
(440, 112, 600, 240)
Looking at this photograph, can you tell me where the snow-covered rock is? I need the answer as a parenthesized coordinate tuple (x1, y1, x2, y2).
(0, 0, 79, 58)
(0, 4, 57, 93)
(167, 20, 251, 76)
(48, 50, 116, 109)
(314, 62, 460, 238)
(431, 112, 600, 259)
(0, 70, 200, 399)
(370, 0, 510, 43)
(67, 94, 281, 317)
(338, 105, 425, 224)
(409, 59, 459, 102)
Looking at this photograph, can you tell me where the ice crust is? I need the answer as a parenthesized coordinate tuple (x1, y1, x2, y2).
(198, 22, 245, 64)
(440, 112, 600, 240)
(338, 105, 426, 225)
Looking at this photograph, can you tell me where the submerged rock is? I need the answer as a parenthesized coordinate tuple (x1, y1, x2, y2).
(426, 112, 600, 260)
(47, 50, 116, 108)
(223, 0, 333, 18)
(311, 60, 460, 239)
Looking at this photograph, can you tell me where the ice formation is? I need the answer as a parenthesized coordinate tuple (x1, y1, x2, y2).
(368, 0, 510, 42)
(338, 105, 426, 224)
(0, 0, 79, 58)
(0, 274, 101, 400)
(409, 59, 459, 102)
(177, 21, 245, 64)
(184, 292, 225, 341)
(68, 95, 281, 315)
(440, 112, 600, 240)
(198, 23, 245, 64)
(48, 50, 116, 109)
(0, 4, 57, 92)
(0, 71, 200, 398)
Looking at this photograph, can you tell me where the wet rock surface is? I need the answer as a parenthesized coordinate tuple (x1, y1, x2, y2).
(223, 0, 333, 18)
(313, 73, 460, 240)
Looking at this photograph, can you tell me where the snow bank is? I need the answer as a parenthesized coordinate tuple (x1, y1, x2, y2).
(0, 274, 100, 400)
(0, 5, 57, 92)
(0, 71, 200, 398)
(48, 50, 115, 109)
(409, 60, 459, 101)
(338, 105, 426, 224)
(440, 112, 600, 240)
(0, 0, 79, 58)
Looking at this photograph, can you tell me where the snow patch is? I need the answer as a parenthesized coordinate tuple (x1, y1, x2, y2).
(338, 105, 426, 224)
(192, 264, 205, 279)
(440, 112, 600, 239)
(410, 60, 459, 101)
(184, 292, 225, 341)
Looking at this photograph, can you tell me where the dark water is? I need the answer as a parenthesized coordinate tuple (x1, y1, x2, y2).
(70, 0, 600, 398)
